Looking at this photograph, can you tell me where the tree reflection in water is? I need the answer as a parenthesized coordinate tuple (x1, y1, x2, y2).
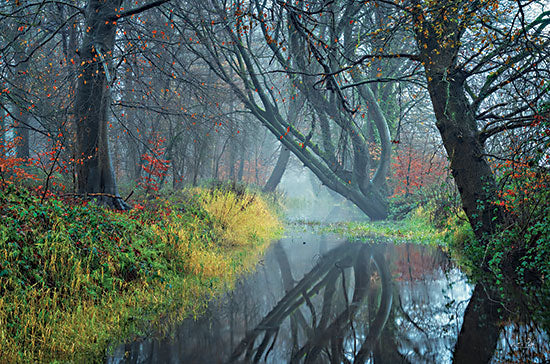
(107, 234, 549, 364)
(229, 242, 392, 363)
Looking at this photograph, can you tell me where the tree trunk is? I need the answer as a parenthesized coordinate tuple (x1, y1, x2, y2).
(412, 12, 504, 241)
(192, 140, 205, 186)
(127, 135, 141, 182)
(426, 72, 503, 240)
(263, 146, 290, 192)
(14, 44, 30, 159)
(237, 135, 245, 181)
(0, 109, 5, 157)
(228, 138, 236, 181)
(173, 138, 188, 189)
(15, 113, 29, 159)
(74, 0, 128, 209)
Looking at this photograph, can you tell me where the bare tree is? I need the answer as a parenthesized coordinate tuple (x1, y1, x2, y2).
(269, 0, 549, 237)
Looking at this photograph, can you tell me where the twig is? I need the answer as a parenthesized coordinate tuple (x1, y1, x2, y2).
(124, 190, 134, 202)
(40, 145, 63, 204)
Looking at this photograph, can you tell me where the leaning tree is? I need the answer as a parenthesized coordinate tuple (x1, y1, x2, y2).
(273, 0, 549, 237)
(170, 0, 418, 220)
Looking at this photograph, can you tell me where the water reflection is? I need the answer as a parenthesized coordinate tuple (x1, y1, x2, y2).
(107, 234, 549, 363)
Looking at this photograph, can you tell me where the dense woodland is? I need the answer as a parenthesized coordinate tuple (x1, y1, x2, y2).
(0, 0, 549, 362)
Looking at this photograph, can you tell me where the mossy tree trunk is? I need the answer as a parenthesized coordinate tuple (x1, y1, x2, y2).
(413, 10, 505, 241)
(425, 72, 503, 239)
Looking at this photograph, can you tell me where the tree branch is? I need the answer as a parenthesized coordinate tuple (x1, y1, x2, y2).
(109, 0, 170, 20)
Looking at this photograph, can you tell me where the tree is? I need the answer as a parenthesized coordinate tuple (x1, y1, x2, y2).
(74, 0, 169, 209)
(263, 146, 291, 192)
(412, 0, 548, 239)
(1, 0, 176, 205)
(74, 0, 124, 208)
(171, 0, 414, 220)
(0, 0, 335, 197)
(270, 2, 549, 359)
(273, 0, 549, 237)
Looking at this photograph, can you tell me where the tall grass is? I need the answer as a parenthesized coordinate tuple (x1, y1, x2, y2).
(200, 189, 280, 246)
(0, 185, 281, 362)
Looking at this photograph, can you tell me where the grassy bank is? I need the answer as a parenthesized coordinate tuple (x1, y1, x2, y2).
(325, 200, 549, 329)
(0, 184, 281, 363)
(323, 206, 453, 245)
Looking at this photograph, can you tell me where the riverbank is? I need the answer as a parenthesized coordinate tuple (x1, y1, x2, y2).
(322, 203, 549, 331)
(0, 184, 281, 363)
(320, 206, 455, 245)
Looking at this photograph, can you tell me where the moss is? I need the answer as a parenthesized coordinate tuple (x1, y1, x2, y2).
(0, 184, 281, 363)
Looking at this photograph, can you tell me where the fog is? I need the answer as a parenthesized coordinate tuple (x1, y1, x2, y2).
(279, 166, 368, 223)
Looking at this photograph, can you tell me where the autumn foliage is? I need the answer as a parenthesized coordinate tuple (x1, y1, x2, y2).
(390, 143, 449, 198)
(139, 133, 170, 193)
(491, 114, 550, 219)
(0, 131, 37, 186)
(0, 125, 74, 196)
(492, 159, 549, 214)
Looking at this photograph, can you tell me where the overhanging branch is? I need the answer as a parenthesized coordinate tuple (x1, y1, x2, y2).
(109, 0, 170, 20)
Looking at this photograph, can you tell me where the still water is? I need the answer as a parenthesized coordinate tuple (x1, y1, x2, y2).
(107, 231, 549, 363)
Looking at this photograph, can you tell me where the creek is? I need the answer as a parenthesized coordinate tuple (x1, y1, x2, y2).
(106, 230, 549, 363)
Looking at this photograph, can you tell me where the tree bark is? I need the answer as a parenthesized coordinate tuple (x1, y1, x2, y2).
(426, 70, 503, 240)
(237, 139, 245, 182)
(0, 109, 5, 157)
(74, 0, 128, 209)
(15, 118, 29, 159)
(263, 146, 290, 192)
(414, 13, 504, 240)
(14, 37, 30, 159)
(228, 138, 236, 180)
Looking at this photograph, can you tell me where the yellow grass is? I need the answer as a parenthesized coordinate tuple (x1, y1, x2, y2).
(0, 186, 281, 363)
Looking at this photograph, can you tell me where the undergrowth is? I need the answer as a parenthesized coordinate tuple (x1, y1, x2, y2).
(0, 184, 281, 363)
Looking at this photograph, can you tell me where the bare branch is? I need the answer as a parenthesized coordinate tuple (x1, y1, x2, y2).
(109, 0, 170, 20)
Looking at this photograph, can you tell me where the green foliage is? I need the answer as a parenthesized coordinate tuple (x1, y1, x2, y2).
(0, 184, 280, 362)
(447, 214, 550, 329)
(442, 156, 550, 329)
(388, 176, 462, 223)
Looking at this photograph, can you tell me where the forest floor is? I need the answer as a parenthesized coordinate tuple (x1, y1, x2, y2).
(0, 184, 281, 363)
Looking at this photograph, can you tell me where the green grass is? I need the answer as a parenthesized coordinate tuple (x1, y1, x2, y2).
(0, 184, 281, 363)
(323, 206, 449, 245)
